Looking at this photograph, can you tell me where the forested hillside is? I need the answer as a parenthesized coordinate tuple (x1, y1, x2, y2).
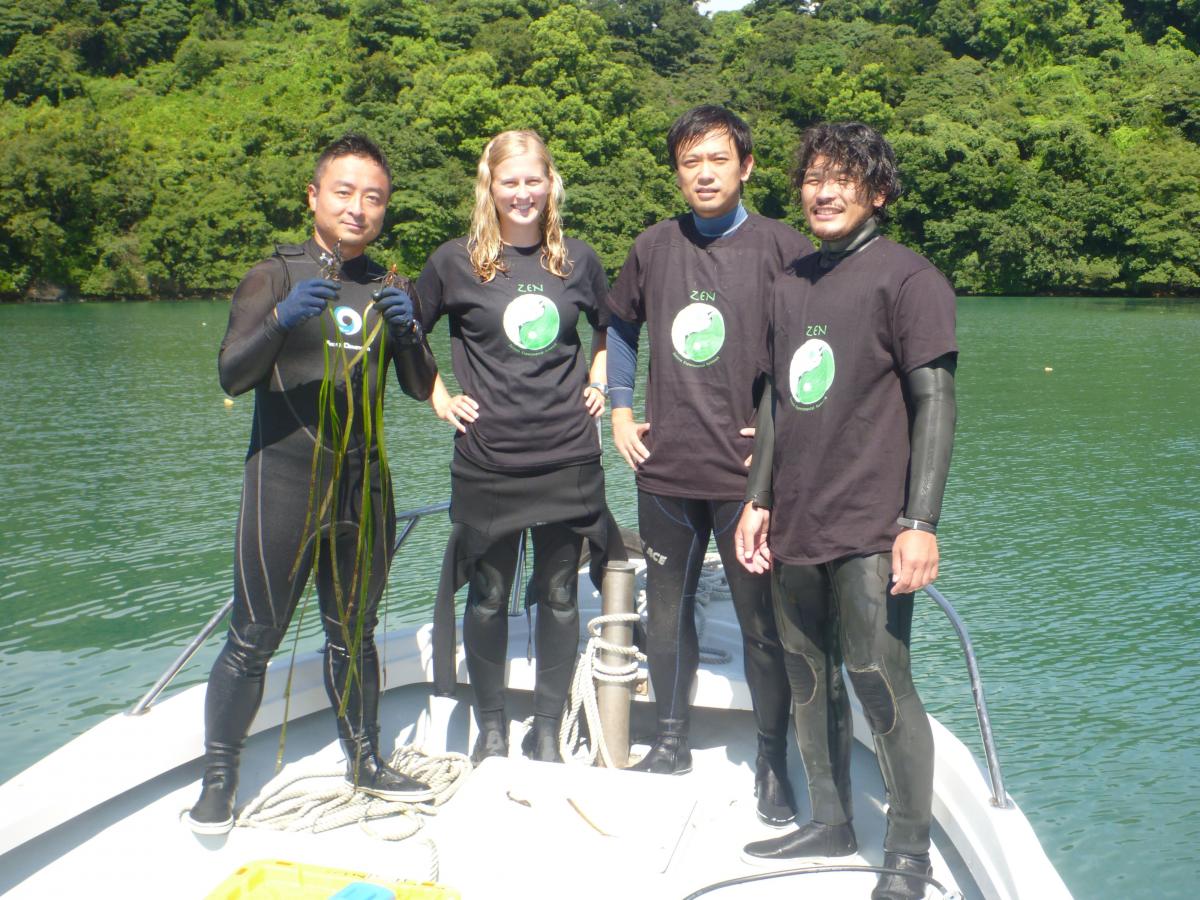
(1, 0, 1197, 298)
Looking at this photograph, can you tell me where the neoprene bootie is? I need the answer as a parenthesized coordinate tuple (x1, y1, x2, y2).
(872, 851, 933, 900)
(630, 719, 692, 774)
(185, 765, 237, 835)
(754, 733, 797, 827)
(471, 708, 509, 764)
(340, 724, 434, 801)
(741, 820, 858, 863)
(324, 641, 433, 800)
(521, 714, 562, 763)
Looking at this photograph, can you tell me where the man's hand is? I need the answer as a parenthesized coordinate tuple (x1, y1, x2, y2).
(612, 407, 650, 470)
(891, 529, 939, 595)
(374, 287, 420, 343)
(275, 278, 339, 330)
(583, 385, 606, 417)
(740, 425, 755, 467)
(735, 504, 772, 574)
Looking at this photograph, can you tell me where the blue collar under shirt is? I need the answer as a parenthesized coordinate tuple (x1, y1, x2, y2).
(693, 202, 748, 239)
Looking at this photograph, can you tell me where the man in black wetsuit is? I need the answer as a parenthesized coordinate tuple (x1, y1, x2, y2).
(606, 106, 813, 827)
(736, 122, 957, 900)
(186, 134, 438, 835)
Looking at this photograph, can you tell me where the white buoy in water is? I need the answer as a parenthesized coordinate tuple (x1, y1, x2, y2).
(1044, 367, 1053, 373)
(223, 397, 234, 407)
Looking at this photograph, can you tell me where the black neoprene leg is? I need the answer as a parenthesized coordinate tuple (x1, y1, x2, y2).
(528, 523, 585, 719)
(463, 532, 521, 715)
(636, 491, 709, 730)
(832, 554, 933, 855)
(710, 500, 792, 742)
(771, 562, 854, 827)
(200, 447, 316, 791)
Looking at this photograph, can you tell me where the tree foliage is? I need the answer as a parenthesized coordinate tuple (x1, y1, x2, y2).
(1, 0, 1198, 298)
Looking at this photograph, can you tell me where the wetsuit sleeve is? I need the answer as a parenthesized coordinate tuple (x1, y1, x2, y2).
(217, 260, 289, 396)
(744, 383, 775, 509)
(390, 276, 438, 402)
(903, 356, 957, 527)
(606, 316, 640, 410)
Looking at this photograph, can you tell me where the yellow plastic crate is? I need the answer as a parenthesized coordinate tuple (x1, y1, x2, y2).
(205, 859, 460, 900)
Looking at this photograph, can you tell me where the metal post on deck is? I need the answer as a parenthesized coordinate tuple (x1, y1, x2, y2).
(596, 560, 637, 768)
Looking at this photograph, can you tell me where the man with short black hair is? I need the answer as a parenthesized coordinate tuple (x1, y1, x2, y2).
(186, 134, 438, 834)
(607, 105, 813, 826)
(737, 121, 957, 900)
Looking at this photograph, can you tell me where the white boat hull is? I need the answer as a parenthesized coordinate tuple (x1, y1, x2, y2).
(0, 574, 1070, 899)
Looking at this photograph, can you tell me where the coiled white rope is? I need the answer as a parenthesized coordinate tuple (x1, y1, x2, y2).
(559, 612, 646, 768)
(235, 744, 472, 880)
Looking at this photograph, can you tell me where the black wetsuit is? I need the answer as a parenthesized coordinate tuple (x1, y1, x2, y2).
(205, 239, 436, 774)
(756, 226, 958, 855)
(606, 213, 813, 747)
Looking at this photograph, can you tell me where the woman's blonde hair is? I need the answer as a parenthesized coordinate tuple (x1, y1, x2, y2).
(468, 130, 571, 283)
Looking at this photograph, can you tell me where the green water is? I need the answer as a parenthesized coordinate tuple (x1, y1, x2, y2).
(1, 298, 1197, 896)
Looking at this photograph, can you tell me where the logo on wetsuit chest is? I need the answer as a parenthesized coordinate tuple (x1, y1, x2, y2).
(789, 337, 835, 409)
(671, 297, 725, 367)
(503, 290, 560, 355)
(327, 305, 365, 351)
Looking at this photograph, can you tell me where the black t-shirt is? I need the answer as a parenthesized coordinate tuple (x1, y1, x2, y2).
(607, 214, 813, 499)
(218, 238, 429, 457)
(417, 237, 610, 472)
(763, 237, 958, 565)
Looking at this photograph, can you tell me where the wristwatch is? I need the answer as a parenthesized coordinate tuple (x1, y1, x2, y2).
(896, 516, 937, 534)
(588, 382, 609, 396)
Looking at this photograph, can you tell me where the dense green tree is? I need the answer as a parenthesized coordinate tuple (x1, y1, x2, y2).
(1, 0, 1198, 297)
(1, 35, 84, 105)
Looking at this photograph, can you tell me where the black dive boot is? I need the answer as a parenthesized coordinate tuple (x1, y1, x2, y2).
(872, 851, 933, 900)
(186, 639, 261, 836)
(185, 761, 237, 835)
(521, 714, 562, 763)
(755, 733, 797, 827)
(471, 708, 509, 764)
(741, 820, 858, 863)
(340, 723, 434, 801)
(326, 640, 433, 801)
(630, 718, 692, 774)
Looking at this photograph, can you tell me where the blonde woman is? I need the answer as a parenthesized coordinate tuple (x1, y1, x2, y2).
(419, 130, 622, 763)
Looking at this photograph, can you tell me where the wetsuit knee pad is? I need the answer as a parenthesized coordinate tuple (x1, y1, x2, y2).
(535, 574, 577, 613)
(468, 563, 509, 613)
(847, 664, 898, 735)
(784, 652, 819, 706)
(224, 623, 286, 677)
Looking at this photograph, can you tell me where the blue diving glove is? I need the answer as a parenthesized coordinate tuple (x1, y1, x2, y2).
(275, 278, 340, 330)
(374, 287, 422, 344)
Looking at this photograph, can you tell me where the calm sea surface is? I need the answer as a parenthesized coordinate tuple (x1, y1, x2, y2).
(1, 298, 1197, 896)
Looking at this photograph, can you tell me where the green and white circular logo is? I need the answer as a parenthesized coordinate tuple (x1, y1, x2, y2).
(671, 303, 725, 365)
(789, 339, 835, 408)
(503, 294, 560, 353)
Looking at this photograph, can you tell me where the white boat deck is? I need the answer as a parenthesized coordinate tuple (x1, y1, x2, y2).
(0, 573, 1069, 899)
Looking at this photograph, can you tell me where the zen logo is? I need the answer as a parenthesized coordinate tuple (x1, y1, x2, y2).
(806, 324, 828, 337)
(517, 283, 544, 293)
(689, 289, 717, 302)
